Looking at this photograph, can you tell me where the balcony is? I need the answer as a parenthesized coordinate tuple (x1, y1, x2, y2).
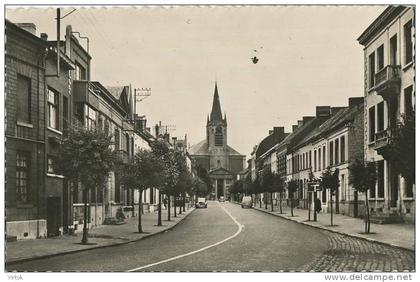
(374, 65, 401, 100)
(373, 128, 391, 154)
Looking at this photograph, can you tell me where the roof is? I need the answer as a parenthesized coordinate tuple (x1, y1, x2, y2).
(106, 86, 125, 100)
(255, 130, 288, 159)
(188, 139, 244, 157)
(5, 19, 46, 47)
(209, 82, 224, 123)
(209, 167, 235, 176)
(357, 6, 407, 46)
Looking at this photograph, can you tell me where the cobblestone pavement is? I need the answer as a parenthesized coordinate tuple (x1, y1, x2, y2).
(303, 231, 415, 272)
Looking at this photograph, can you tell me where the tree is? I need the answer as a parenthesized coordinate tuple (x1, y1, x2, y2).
(173, 150, 189, 216)
(56, 127, 115, 244)
(151, 140, 179, 226)
(273, 174, 286, 214)
(116, 149, 164, 233)
(384, 111, 415, 186)
(262, 170, 277, 211)
(287, 179, 299, 216)
(320, 167, 340, 226)
(253, 175, 263, 208)
(195, 164, 213, 196)
(229, 180, 243, 202)
(349, 159, 377, 234)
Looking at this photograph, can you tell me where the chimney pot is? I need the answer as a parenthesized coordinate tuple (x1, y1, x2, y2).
(40, 33, 48, 40)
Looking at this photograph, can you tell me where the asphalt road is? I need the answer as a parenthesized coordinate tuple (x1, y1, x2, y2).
(7, 201, 414, 272)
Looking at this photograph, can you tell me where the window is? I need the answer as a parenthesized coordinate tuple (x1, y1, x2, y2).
(125, 133, 130, 153)
(329, 141, 334, 166)
(63, 96, 69, 133)
(314, 150, 317, 171)
(377, 45, 384, 71)
(377, 160, 384, 198)
(377, 102, 384, 132)
(114, 129, 120, 150)
(306, 152, 309, 169)
(390, 34, 398, 65)
(47, 156, 56, 174)
(318, 148, 321, 170)
(322, 146, 326, 169)
(75, 62, 86, 80)
(17, 75, 31, 123)
(405, 178, 413, 198)
(404, 20, 413, 65)
(48, 88, 59, 129)
(340, 136, 345, 163)
(104, 120, 110, 135)
(334, 139, 339, 164)
(215, 126, 223, 146)
(368, 52, 375, 88)
(86, 105, 96, 130)
(404, 86, 413, 114)
(369, 106, 376, 142)
(16, 152, 30, 204)
(309, 151, 311, 169)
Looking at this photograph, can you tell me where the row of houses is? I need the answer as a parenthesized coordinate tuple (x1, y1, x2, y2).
(5, 19, 188, 240)
(247, 5, 415, 224)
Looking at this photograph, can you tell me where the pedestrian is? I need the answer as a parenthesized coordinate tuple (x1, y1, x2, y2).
(315, 198, 322, 214)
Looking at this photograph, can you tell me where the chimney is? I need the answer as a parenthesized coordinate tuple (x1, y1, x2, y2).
(269, 130, 273, 135)
(40, 33, 48, 41)
(146, 127, 151, 133)
(316, 106, 331, 118)
(349, 97, 364, 108)
(302, 116, 314, 125)
(297, 120, 303, 127)
(292, 125, 298, 132)
(16, 23, 36, 35)
(65, 25, 72, 57)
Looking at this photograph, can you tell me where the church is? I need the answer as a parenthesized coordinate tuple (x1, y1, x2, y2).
(189, 83, 246, 199)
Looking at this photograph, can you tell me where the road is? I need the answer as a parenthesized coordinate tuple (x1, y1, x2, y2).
(7, 201, 414, 272)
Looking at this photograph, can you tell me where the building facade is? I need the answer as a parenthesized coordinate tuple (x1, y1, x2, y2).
(358, 5, 415, 223)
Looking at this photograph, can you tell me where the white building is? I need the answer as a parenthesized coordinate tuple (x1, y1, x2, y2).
(358, 5, 415, 223)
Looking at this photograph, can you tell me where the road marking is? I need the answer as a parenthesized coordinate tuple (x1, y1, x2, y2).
(127, 202, 243, 272)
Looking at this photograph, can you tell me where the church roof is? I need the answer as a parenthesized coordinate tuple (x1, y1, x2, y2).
(188, 139, 244, 156)
(210, 82, 224, 122)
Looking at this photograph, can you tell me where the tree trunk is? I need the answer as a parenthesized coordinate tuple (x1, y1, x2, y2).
(183, 193, 186, 212)
(174, 195, 177, 218)
(138, 190, 143, 233)
(259, 194, 262, 208)
(279, 192, 283, 214)
(157, 192, 162, 226)
(270, 192, 274, 211)
(365, 191, 370, 234)
(265, 193, 268, 209)
(291, 197, 294, 217)
(167, 195, 171, 221)
(132, 188, 135, 218)
(330, 191, 334, 226)
(179, 200, 182, 214)
(81, 188, 89, 244)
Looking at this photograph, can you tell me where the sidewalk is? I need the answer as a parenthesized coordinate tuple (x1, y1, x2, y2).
(242, 202, 414, 251)
(6, 207, 195, 264)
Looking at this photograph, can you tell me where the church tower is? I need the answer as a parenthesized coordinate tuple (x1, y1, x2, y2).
(206, 82, 228, 168)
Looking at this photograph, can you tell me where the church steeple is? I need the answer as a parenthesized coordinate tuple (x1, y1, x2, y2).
(210, 81, 223, 122)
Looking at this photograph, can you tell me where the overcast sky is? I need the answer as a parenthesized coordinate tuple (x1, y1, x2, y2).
(6, 5, 385, 157)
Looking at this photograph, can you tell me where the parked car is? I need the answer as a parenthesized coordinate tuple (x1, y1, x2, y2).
(241, 196, 253, 208)
(219, 196, 225, 202)
(195, 197, 208, 208)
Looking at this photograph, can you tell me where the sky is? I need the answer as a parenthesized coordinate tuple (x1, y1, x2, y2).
(6, 5, 385, 158)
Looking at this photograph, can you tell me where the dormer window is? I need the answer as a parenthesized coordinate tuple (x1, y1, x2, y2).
(215, 126, 223, 146)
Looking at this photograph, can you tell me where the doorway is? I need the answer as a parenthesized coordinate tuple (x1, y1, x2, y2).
(47, 196, 61, 237)
(217, 179, 224, 198)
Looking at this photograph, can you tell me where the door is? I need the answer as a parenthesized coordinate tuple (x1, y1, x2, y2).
(47, 197, 61, 237)
(217, 179, 224, 198)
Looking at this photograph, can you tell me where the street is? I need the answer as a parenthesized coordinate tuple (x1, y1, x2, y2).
(7, 201, 414, 272)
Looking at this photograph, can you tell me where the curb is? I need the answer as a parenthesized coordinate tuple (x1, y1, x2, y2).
(232, 201, 414, 252)
(6, 208, 196, 266)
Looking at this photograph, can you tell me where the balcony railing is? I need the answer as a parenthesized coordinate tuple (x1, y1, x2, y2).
(373, 128, 391, 151)
(374, 65, 401, 99)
